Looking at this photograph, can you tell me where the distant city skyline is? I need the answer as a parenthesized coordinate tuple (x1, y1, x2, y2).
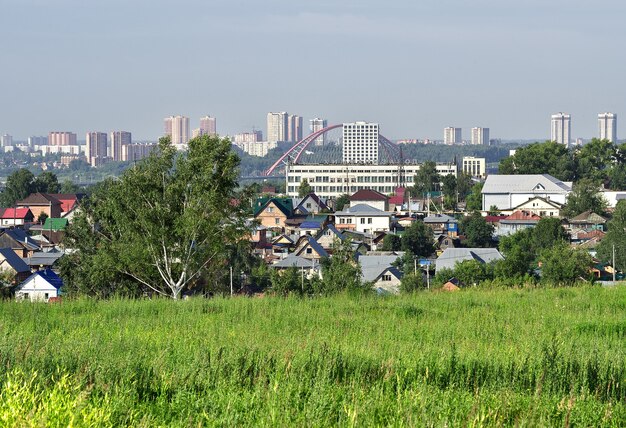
(2, 1, 626, 140)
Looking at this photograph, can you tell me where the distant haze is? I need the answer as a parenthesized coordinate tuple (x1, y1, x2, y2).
(1, 0, 625, 141)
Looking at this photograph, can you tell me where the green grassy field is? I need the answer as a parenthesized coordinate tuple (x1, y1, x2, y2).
(0, 286, 625, 426)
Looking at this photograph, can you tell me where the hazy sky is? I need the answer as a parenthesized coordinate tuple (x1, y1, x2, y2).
(2, 0, 625, 141)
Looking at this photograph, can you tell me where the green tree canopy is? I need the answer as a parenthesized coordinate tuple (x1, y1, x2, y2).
(596, 200, 626, 271)
(498, 141, 575, 181)
(460, 212, 494, 248)
(334, 194, 350, 211)
(539, 242, 593, 285)
(298, 179, 312, 197)
(562, 178, 607, 218)
(412, 161, 440, 197)
(401, 221, 435, 258)
(60, 135, 250, 299)
(465, 182, 483, 212)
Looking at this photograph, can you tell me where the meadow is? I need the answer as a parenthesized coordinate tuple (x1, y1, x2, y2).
(0, 286, 625, 426)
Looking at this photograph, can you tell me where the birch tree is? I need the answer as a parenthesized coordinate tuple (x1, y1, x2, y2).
(62, 135, 250, 299)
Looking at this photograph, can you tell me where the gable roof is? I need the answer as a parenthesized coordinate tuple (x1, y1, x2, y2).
(512, 196, 564, 210)
(0, 208, 33, 220)
(436, 248, 504, 272)
(315, 224, 344, 241)
(501, 210, 541, 223)
(423, 214, 458, 224)
(2, 229, 40, 251)
(294, 236, 329, 258)
(0, 248, 31, 273)
(16, 192, 62, 206)
(358, 254, 403, 282)
(42, 218, 69, 231)
(22, 268, 63, 289)
(482, 174, 572, 194)
(25, 249, 65, 267)
(350, 189, 388, 201)
(335, 204, 391, 217)
(253, 197, 295, 218)
(569, 211, 607, 224)
(296, 193, 329, 213)
(272, 254, 317, 269)
(48, 194, 84, 213)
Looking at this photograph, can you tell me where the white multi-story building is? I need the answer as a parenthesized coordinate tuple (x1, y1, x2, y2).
(234, 131, 262, 143)
(288, 114, 303, 143)
(164, 115, 190, 145)
(471, 127, 489, 145)
(1, 134, 13, 147)
(444, 127, 462, 145)
(286, 162, 457, 198)
(267, 112, 288, 142)
(462, 157, 486, 178)
(598, 112, 617, 143)
(37, 145, 84, 155)
(551, 113, 571, 147)
(233, 141, 277, 157)
(310, 118, 327, 146)
(342, 122, 379, 164)
(110, 131, 131, 162)
(86, 132, 108, 167)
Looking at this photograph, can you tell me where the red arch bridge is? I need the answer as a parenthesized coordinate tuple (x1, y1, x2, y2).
(263, 124, 401, 176)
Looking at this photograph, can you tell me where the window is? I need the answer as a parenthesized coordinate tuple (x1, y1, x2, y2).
(368, 218, 372, 224)
(382, 274, 392, 281)
(360, 218, 366, 224)
(275, 218, 280, 225)
(44, 293, 49, 300)
(306, 203, 312, 208)
(268, 207, 274, 213)
(306, 248, 313, 254)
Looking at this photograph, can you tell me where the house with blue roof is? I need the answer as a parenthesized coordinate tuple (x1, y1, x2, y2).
(15, 268, 63, 302)
(294, 236, 329, 261)
(0, 248, 32, 284)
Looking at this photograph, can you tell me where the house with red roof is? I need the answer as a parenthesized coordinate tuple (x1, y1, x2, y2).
(0, 208, 34, 227)
(16, 193, 62, 219)
(498, 210, 541, 236)
(349, 189, 389, 211)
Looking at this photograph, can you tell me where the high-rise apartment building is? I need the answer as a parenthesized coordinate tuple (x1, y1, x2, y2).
(86, 132, 108, 167)
(444, 127, 462, 145)
(110, 131, 131, 161)
(310, 118, 328, 146)
(551, 113, 571, 147)
(48, 132, 77, 146)
(199, 116, 217, 136)
(598, 112, 617, 143)
(288, 114, 303, 143)
(28, 136, 47, 147)
(471, 127, 490, 145)
(234, 131, 263, 143)
(342, 122, 379, 164)
(164, 116, 190, 145)
(122, 143, 157, 162)
(267, 112, 288, 142)
(1, 134, 13, 147)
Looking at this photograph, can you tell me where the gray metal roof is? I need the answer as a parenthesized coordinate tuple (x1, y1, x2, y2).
(272, 255, 317, 269)
(423, 214, 457, 224)
(358, 254, 403, 282)
(335, 204, 391, 217)
(435, 248, 504, 272)
(482, 174, 572, 194)
(25, 250, 65, 267)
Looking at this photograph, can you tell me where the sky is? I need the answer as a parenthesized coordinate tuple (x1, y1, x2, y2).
(1, 0, 625, 141)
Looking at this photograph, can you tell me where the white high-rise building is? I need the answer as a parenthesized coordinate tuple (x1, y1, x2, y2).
(164, 115, 190, 145)
(288, 114, 303, 143)
(471, 127, 490, 145)
(267, 112, 288, 142)
(551, 113, 571, 147)
(444, 127, 462, 145)
(342, 122, 379, 164)
(110, 131, 131, 161)
(598, 112, 617, 143)
(1, 134, 13, 147)
(28, 136, 47, 147)
(86, 132, 108, 167)
(310, 118, 327, 146)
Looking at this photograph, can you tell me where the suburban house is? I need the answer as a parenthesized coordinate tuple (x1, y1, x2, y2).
(502, 197, 563, 217)
(349, 189, 389, 211)
(16, 192, 63, 219)
(314, 224, 345, 251)
(423, 214, 459, 236)
(497, 210, 541, 236)
(271, 254, 319, 277)
(0, 208, 34, 227)
(293, 236, 329, 261)
(0, 248, 32, 284)
(253, 197, 296, 232)
(24, 248, 65, 270)
(297, 214, 330, 237)
(436, 248, 504, 273)
(0, 228, 40, 258)
(14, 268, 63, 302)
(49, 193, 85, 219)
(567, 211, 607, 232)
(358, 253, 404, 294)
(334, 204, 391, 234)
(481, 174, 572, 211)
(388, 187, 406, 212)
(40, 217, 69, 245)
(294, 193, 329, 215)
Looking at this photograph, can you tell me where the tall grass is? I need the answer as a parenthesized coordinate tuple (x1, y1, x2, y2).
(0, 286, 625, 426)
